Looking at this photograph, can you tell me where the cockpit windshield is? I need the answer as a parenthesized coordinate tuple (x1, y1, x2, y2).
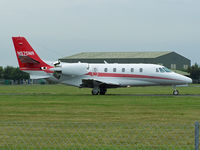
(162, 67, 172, 72)
(156, 67, 172, 73)
(159, 68, 165, 73)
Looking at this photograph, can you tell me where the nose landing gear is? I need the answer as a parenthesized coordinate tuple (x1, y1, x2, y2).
(173, 89, 179, 95)
(172, 86, 179, 95)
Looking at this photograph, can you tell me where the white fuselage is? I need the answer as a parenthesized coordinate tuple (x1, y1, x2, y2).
(48, 63, 192, 88)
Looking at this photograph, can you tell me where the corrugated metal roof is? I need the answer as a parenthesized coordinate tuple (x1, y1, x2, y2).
(61, 51, 173, 59)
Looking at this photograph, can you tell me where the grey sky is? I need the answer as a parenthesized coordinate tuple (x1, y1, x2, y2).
(1, 0, 200, 66)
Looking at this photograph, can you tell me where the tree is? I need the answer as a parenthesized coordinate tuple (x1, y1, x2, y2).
(3, 66, 30, 80)
(0, 66, 3, 79)
(3, 66, 15, 80)
(187, 63, 200, 82)
(14, 67, 30, 80)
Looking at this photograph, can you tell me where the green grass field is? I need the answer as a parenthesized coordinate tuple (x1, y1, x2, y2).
(0, 85, 200, 149)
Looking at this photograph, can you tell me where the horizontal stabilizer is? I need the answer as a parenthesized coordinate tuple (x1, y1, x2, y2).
(30, 74, 51, 79)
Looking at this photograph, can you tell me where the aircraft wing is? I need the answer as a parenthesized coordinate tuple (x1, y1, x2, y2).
(81, 79, 120, 88)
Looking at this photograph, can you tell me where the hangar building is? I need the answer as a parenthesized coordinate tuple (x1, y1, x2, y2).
(59, 51, 191, 70)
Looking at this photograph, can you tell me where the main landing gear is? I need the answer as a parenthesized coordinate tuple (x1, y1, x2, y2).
(172, 86, 179, 95)
(91, 80, 107, 95)
(100, 88, 107, 95)
(91, 88, 99, 95)
(92, 88, 107, 95)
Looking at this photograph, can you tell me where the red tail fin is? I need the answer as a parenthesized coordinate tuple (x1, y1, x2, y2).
(12, 37, 53, 71)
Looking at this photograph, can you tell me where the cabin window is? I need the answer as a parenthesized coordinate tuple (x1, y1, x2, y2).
(113, 68, 117, 72)
(104, 68, 108, 72)
(122, 68, 125, 72)
(131, 68, 134, 72)
(139, 68, 143, 72)
(159, 68, 165, 73)
(156, 68, 159, 72)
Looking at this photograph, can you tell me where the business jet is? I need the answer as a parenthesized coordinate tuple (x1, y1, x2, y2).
(12, 37, 192, 95)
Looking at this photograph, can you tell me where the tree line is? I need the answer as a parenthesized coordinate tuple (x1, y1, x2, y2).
(0, 66, 29, 80)
(187, 63, 200, 83)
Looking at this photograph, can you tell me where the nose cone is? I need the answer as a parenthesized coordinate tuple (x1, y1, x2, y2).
(173, 73, 192, 84)
(179, 74, 192, 84)
(185, 76, 192, 84)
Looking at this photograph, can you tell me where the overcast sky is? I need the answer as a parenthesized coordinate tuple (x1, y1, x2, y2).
(0, 0, 200, 66)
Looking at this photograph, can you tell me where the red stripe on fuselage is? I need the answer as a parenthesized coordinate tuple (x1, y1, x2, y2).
(86, 72, 177, 81)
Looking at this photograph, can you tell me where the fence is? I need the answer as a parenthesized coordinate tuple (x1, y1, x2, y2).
(0, 79, 48, 85)
(0, 121, 199, 150)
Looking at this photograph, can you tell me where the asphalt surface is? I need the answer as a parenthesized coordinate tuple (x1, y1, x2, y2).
(108, 94, 200, 97)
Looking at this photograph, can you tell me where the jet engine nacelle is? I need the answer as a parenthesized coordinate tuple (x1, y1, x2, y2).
(59, 63, 89, 76)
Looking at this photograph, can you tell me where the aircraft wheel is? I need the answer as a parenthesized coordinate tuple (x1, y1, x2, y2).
(92, 89, 99, 95)
(173, 90, 179, 95)
(100, 88, 107, 95)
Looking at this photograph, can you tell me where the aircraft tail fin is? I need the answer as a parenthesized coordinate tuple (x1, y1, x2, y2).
(12, 37, 53, 70)
(12, 37, 53, 79)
